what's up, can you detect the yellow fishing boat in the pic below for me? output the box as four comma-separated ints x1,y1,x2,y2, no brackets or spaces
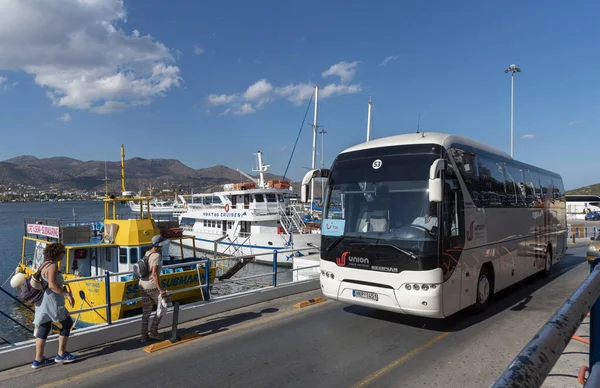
12,145,217,327
14,196,216,326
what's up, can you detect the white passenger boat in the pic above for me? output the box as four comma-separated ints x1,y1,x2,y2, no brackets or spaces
174,152,321,265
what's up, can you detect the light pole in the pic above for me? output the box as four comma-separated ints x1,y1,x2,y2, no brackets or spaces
504,64,521,158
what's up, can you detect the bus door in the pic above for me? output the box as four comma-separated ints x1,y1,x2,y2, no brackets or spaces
441,177,464,317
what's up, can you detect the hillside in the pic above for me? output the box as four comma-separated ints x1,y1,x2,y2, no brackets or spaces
0,155,291,194
565,184,600,196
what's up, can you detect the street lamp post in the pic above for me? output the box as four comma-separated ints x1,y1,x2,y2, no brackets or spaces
504,64,521,158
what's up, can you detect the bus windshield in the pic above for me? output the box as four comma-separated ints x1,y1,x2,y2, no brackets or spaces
322,145,442,258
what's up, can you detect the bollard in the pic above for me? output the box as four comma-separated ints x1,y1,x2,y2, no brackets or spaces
573,230,576,243
576,227,580,242
273,250,278,287
105,271,112,325
586,227,589,238
205,259,211,301
595,227,597,239
171,301,180,342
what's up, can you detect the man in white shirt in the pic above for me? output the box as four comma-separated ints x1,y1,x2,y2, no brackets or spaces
412,203,438,233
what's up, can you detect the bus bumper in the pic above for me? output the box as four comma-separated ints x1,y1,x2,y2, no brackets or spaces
320,275,445,319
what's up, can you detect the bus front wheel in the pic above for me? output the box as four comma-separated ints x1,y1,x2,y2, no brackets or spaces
475,265,493,312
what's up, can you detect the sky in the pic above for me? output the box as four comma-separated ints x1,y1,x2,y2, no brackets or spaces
0,0,598,189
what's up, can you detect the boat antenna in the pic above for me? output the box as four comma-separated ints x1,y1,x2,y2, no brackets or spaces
416,114,421,133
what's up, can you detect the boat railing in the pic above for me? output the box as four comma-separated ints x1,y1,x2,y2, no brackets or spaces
2,247,320,329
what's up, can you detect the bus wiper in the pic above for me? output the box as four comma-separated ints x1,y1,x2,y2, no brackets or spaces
325,236,345,252
355,243,419,261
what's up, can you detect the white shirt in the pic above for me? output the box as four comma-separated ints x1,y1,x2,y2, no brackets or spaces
412,215,438,231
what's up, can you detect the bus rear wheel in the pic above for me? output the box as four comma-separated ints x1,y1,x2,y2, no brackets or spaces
541,248,552,277
474,266,492,312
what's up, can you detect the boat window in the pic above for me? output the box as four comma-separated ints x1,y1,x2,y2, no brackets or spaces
140,246,151,258
255,194,265,203
119,248,127,265
129,247,138,264
228,221,233,229
266,194,277,202
278,195,285,203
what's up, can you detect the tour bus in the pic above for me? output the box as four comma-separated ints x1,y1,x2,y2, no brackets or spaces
302,132,567,318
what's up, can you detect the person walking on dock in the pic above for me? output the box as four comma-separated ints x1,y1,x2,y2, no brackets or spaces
139,235,171,343
32,242,77,368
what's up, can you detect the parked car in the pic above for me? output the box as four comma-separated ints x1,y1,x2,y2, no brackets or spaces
585,212,600,221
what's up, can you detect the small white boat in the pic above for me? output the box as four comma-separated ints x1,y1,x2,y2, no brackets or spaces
128,195,187,216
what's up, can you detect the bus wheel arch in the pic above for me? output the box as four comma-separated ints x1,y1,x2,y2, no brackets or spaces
474,263,494,312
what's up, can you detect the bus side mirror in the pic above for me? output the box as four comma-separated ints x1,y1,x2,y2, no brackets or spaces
429,159,446,203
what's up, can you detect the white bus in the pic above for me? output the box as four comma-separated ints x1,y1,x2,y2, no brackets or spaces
565,195,600,219
306,132,567,318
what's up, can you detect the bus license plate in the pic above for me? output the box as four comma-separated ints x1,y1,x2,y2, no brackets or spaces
353,290,378,301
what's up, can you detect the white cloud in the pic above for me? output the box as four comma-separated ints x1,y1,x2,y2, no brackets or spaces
58,113,72,122
379,55,399,67
208,61,363,114
0,76,6,90
280,145,288,152
322,61,359,83
252,60,263,65
91,101,129,114
243,79,273,107
521,134,535,139
207,93,239,106
193,44,204,55
0,0,181,113
567,120,583,126
233,103,256,115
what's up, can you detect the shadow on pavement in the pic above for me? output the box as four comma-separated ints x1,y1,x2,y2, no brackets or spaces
75,307,279,362
343,250,587,333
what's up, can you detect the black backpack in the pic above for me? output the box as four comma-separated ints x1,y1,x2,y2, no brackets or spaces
19,262,52,305
133,253,151,279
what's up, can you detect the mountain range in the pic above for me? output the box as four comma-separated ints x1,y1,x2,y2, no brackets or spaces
0,155,289,194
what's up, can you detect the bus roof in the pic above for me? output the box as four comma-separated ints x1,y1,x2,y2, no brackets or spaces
565,195,600,202
341,132,512,159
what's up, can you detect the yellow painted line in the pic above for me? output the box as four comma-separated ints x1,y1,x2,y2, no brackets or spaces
39,299,331,388
350,332,450,388
294,297,327,308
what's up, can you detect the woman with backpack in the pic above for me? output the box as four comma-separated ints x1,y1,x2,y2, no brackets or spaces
139,235,171,343
32,242,77,368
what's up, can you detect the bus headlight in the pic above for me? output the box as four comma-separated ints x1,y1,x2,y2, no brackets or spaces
421,284,429,291
405,284,412,290
413,284,420,291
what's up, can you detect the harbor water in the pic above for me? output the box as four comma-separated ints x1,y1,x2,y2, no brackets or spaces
0,201,290,344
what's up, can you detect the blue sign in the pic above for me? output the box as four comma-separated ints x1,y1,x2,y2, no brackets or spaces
322,219,345,236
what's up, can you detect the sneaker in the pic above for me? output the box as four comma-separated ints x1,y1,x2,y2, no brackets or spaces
32,357,55,369
148,331,162,340
55,352,77,364
141,336,149,344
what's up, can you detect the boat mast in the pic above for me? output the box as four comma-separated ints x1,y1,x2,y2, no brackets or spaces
310,85,319,215
104,160,109,198
366,97,373,141
253,151,270,189
120,144,126,195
